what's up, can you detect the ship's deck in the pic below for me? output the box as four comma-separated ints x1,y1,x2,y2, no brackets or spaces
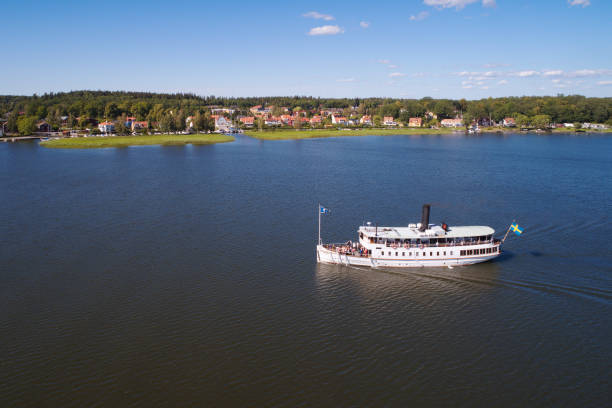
359,225,495,239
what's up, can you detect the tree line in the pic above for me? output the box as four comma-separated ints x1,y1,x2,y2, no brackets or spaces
1,91,611,134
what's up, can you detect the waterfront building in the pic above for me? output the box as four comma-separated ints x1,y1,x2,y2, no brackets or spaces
408,117,422,127
383,116,397,126
98,121,115,133
441,118,463,127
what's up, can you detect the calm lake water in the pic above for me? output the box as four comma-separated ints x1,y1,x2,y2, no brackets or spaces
1,133,611,407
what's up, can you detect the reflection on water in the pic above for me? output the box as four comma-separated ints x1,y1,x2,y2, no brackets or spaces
315,261,501,301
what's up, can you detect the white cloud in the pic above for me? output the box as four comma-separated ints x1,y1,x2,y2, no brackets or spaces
543,70,563,76
598,80,612,86
308,25,344,36
378,59,391,64
360,21,370,28
410,11,430,21
389,72,407,78
568,69,612,77
552,79,562,83
303,11,334,21
388,64,398,69
412,72,427,77
462,84,473,89
481,86,489,90
497,79,508,85
568,0,590,7
424,0,495,10
336,78,356,82
515,70,539,77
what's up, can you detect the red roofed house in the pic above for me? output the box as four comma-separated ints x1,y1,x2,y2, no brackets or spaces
98,121,115,133
310,115,322,126
280,114,293,125
383,116,397,126
265,116,281,126
331,114,347,125
360,115,372,125
131,121,148,131
408,117,422,127
503,117,516,127
240,116,255,127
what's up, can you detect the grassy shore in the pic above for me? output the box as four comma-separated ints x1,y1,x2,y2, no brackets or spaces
40,133,234,148
245,128,460,140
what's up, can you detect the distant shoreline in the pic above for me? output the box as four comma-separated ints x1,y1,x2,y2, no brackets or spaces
244,127,612,140
39,134,234,149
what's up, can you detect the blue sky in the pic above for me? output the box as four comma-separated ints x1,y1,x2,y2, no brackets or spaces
2,0,611,98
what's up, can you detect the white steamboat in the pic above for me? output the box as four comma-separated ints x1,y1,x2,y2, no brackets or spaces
317,204,502,268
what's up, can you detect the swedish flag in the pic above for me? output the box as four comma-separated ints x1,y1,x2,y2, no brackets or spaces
510,223,523,236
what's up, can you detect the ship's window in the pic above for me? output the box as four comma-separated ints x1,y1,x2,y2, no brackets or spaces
450,251,453,255
402,252,405,256
430,252,433,256
395,252,398,256
409,252,412,256
437,252,440,256
388,251,391,256
444,251,446,256
460,250,465,256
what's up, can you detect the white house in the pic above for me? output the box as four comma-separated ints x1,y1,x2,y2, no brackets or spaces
503,117,516,127
440,118,463,127
98,121,115,133
264,117,281,126
215,116,232,132
331,114,347,125
360,115,372,125
583,123,607,130
383,116,397,126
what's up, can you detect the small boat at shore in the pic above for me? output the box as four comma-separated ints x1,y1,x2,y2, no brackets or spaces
317,204,506,268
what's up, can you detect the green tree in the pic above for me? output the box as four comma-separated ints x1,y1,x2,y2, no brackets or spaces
433,100,455,119
105,102,119,120
462,111,476,129
160,113,174,133
7,111,19,132
532,115,551,130
36,105,48,120
515,113,530,129
116,114,129,135
17,116,37,135
175,110,186,132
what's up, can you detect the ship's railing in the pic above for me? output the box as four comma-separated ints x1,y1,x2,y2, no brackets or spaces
377,239,500,248
322,239,500,254
322,243,370,257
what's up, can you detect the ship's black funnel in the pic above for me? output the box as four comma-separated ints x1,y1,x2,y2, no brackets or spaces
419,204,431,232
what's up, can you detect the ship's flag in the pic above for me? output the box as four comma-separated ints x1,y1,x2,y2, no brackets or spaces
510,223,524,236
320,205,330,214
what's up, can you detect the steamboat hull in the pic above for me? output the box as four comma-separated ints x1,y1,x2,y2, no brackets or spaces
317,245,500,268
